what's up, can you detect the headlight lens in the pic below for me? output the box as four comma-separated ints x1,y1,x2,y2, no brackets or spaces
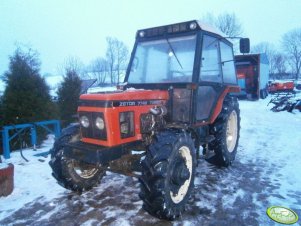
95,117,105,130
80,115,90,128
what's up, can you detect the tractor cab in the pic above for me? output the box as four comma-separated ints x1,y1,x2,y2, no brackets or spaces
124,20,249,125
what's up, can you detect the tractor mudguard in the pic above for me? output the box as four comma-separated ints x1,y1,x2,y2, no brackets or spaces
209,86,240,124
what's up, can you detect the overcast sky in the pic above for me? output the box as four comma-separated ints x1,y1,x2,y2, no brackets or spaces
1,0,301,83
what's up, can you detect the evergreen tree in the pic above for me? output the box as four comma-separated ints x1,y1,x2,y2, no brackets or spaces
57,68,81,127
2,47,56,125
1,47,57,148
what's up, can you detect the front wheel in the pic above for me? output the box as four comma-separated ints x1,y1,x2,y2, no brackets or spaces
139,131,196,220
49,124,105,192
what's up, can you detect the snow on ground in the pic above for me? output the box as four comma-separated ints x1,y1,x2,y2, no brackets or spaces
0,94,301,225
0,136,66,220
237,96,301,225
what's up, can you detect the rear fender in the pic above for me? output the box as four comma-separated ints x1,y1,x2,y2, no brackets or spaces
209,86,240,123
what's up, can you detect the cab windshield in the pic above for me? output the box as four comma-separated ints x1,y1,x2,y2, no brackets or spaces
128,35,197,84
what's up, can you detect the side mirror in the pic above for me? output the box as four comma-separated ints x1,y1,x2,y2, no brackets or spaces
240,38,250,53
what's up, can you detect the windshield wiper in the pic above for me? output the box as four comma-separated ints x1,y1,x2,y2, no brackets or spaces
166,38,183,69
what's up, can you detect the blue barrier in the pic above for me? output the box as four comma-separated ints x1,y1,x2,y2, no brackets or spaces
1,120,61,159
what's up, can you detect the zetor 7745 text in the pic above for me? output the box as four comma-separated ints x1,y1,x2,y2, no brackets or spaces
50,20,250,220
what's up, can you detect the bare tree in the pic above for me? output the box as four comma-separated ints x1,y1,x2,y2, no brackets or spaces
273,53,287,74
59,56,88,79
282,28,301,80
202,12,243,37
202,12,243,53
106,37,129,85
90,57,109,85
216,13,243,37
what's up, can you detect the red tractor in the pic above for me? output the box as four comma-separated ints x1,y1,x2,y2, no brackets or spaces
50,20,250,220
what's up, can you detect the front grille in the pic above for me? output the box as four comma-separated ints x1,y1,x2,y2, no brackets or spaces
79,112,107,140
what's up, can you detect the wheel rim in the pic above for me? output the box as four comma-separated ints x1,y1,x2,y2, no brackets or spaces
71,160,99,179
170,146,193,204
226,110,238,153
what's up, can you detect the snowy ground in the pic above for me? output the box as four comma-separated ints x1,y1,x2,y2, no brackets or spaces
0,95,301,226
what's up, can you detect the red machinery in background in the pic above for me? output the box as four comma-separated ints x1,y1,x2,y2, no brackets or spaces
268,81,295,93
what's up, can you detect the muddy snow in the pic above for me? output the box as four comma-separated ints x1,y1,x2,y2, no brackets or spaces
1,96,301,226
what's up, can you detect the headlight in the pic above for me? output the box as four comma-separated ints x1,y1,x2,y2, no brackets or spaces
189,22,197,30
95,117,105,130
139,31,145,37
80,115,90,128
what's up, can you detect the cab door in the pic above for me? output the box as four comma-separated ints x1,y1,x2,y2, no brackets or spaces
196,34,236,123
196,34,222,122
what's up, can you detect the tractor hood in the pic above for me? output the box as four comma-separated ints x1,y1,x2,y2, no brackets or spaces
77,89,169,147
79,89,169,107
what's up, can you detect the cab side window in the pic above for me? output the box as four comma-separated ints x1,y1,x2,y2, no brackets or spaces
220,41,236,84
200,35,221,83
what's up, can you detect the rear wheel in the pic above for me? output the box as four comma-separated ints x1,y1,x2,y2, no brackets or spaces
49,124,105,192
139,131,196,220
207,96,240,167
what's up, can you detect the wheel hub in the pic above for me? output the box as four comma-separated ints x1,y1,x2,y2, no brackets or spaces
172,161,190,186
71,160,99,179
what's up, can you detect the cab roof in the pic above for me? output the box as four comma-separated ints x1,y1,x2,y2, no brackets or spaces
136,20,225,39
